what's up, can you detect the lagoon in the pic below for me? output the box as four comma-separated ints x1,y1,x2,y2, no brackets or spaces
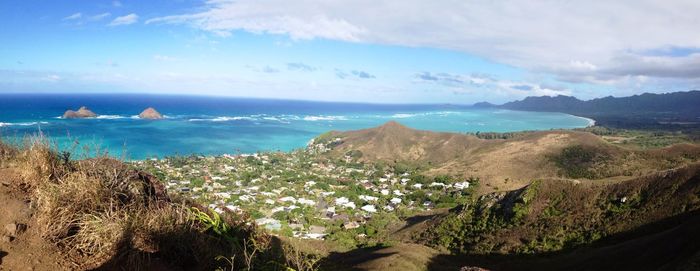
0,94,592,159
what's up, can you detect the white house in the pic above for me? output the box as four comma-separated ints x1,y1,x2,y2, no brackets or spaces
359,195,378,202
361,205,377,213
298,198,315,206
279,196,297,203
454,181,470,190
335,197,350,205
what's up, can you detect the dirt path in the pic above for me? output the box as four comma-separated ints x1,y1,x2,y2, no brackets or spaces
0,168,72,271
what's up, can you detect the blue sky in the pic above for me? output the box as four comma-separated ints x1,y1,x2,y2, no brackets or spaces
2,0,700,104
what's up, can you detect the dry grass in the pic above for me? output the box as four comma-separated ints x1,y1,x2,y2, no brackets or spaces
0,140,18,168
281,238,322,271
1,134,313,270
16,134,70,184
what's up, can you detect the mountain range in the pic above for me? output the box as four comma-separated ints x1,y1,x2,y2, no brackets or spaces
478,90,700,129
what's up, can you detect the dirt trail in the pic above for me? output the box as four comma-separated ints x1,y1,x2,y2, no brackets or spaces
0,168,71,271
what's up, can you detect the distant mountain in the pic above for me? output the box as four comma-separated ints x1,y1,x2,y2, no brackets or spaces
471,101,497,108
495,90,700,129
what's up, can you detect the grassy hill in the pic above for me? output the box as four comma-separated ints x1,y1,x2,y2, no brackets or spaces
411,162,700,270
419,163,700,254
322,121,700,193
313,121,700,270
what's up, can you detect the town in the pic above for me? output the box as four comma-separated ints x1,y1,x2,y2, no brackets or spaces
132,136,477,248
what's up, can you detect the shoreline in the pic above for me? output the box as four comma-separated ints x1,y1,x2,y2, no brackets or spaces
573,115,597,127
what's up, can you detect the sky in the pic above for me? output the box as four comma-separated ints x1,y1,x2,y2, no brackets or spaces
1,0,700,104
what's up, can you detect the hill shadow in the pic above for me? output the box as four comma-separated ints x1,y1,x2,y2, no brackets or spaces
395,211,447,233
319,245,398,271
0,250,7,265
426,209,700,271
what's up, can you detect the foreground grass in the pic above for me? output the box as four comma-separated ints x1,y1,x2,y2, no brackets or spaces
1,135,320,271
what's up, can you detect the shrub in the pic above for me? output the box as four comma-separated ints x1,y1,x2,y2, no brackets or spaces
552,145,605,179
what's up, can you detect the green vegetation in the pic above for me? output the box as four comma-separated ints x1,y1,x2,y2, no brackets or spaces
422,167,700,256
552,145,607,179
510,180,540,223
424,181,539,253
131,137,477,252
578,126,700,149
467,131,532,140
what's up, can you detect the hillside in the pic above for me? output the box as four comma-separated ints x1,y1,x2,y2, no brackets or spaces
319,166,700,271
315,122,700,270
322,121,700,193
415,162,700,270
495,90,700,129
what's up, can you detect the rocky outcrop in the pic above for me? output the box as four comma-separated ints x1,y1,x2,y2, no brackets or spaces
138,107,163,120
62,106,97,119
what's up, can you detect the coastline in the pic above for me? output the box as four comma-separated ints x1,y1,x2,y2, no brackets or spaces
574,115,597,127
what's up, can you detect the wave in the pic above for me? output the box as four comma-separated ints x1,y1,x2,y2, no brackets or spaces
189,114,349,122
0,121,49,127
262,117,291,124
188,116,254,122
390,111,460,119
391,113,415,118
302,115,347,121
55,115,127,120
576,116,596,127
95,115,127,120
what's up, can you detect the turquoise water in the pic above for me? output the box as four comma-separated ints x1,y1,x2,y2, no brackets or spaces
0,94,593,159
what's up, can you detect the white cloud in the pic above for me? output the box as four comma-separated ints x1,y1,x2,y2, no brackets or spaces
145,3,366,41
44,74,61,82
109,13,138,26
414,72,571,98
145,0,700,85
63,13,82,20
89,13,111,21
153,54,177,62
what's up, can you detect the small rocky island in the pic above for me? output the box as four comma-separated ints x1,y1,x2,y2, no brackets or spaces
138,107,163,119
62,106,97,119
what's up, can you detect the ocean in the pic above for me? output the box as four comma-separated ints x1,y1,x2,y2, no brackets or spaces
0,94,593,160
